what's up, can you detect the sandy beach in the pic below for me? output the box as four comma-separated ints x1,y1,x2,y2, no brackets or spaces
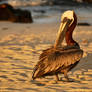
0,4,92,91
0,20,92,92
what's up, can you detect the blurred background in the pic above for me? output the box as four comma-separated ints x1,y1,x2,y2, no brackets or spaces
0,0,92,24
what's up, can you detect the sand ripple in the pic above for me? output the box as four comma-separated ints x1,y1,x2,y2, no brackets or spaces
0,28,92,91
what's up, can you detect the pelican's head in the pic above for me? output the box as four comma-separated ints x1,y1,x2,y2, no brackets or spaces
61,10,76,27
55,10,77,47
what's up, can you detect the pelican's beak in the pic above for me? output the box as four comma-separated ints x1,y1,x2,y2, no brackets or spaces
54,18,72,47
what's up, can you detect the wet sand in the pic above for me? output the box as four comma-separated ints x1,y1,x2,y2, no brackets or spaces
0,21,92,92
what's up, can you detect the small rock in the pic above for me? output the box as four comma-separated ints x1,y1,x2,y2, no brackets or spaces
77,23,90,26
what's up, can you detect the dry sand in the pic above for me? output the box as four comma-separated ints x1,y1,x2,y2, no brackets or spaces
0,21,92,92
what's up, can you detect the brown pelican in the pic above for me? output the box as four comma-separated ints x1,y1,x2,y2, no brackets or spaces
32,10,83,82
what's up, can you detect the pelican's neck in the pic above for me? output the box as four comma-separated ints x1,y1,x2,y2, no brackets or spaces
65,13,77,46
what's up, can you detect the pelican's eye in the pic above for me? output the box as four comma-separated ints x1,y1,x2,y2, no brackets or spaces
62,17,68,23
69,19,74,27
61,10,74,27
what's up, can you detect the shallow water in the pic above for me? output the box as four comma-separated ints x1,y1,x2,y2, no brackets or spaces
0,1,92,24
19,5,92,25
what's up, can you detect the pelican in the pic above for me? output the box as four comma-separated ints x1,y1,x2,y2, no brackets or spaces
32,10,83,82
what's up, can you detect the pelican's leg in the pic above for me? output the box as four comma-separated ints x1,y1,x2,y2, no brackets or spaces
48,74,59,84
64,70,70,81
55,74,59,81
64,70,74,82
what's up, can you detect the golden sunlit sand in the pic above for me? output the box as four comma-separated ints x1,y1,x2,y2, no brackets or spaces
0,21,92,92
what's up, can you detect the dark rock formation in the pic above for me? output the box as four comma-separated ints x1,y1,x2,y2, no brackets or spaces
0,3,33,23
83,0,92,3
77,22,90,26
0,3,16,21
75,0,92,3
14,9,33,23
44,0,78,6
42,0,92,6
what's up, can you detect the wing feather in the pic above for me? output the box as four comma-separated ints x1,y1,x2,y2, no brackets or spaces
33,48,83,79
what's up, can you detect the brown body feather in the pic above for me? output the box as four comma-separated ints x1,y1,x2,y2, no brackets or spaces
32,45,83,79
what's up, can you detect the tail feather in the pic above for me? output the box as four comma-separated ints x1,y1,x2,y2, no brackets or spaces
32,67,37,80
32,58,46,80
